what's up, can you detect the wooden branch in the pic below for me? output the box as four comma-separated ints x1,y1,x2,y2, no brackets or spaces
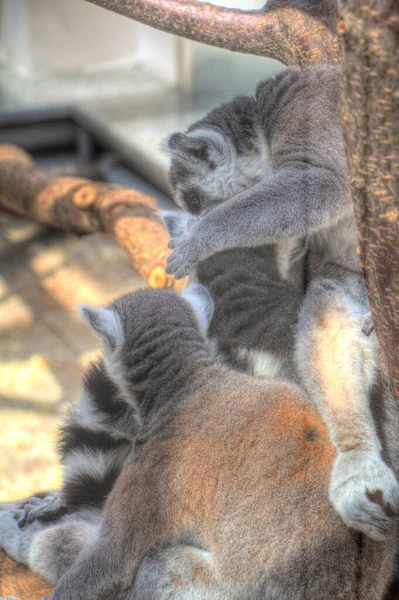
0,145,185,291
0,550,52,600
85,0,340,66
339,1,399,398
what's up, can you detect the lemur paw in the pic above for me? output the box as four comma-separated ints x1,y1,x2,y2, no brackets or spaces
166,230,202,279
17,493,65,528
330,450,399,541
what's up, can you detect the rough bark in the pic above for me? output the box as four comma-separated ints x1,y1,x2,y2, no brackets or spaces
339,1,399,398
0,145,184,291
85,0,340,66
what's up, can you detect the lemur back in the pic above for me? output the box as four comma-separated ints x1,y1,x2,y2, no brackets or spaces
0,287,397,600
164,94,306,382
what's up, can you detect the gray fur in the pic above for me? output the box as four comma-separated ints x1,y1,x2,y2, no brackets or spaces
8,284,214,528
163,91,306,382
1,287,397,599
13,358,139,527
165,64,399,538
163,210,303,381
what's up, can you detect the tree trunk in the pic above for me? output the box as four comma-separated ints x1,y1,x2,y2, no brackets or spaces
0,145,184,291
85,0,340,66
339,1,399,398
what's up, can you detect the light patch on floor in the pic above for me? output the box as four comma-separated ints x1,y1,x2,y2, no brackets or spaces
0,210,144,502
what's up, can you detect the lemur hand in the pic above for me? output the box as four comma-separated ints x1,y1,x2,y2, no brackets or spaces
164,207,215,281
166,227,204,279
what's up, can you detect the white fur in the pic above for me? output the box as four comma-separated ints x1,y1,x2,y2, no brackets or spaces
275,237,305,281
188,128,226,150
237,348,284,380
79,304,124,350
330,449,399,541
72,388,137,439
73,388,108,431
182,282,214,334
63,445,131,485
79,303,132,403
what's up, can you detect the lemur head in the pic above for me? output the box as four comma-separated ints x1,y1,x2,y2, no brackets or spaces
79,285,214,402
163,95,266,214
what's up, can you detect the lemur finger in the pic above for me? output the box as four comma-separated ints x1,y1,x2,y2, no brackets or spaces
174,269,188,280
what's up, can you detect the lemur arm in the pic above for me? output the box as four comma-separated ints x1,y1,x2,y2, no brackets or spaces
166,164,349,279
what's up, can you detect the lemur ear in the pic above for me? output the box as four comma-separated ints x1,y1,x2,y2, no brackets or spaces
161,210,198,239
182,282,214,333
163,131,224,164
79,304,123,351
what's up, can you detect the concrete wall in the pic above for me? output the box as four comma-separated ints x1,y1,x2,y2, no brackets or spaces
0,0,178,85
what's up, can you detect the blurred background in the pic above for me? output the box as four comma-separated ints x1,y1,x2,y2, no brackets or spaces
0,0,283,501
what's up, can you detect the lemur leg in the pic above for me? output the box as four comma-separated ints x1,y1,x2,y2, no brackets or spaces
130,545,230,600
0,508,100,584
295,278,399,540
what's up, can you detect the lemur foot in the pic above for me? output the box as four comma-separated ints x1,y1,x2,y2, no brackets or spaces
330,450,399,541
0,493,64,528
17,493,65,528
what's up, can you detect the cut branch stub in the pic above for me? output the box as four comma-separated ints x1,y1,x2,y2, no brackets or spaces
85,0,340,66
339,1,399,398
0,145,186,291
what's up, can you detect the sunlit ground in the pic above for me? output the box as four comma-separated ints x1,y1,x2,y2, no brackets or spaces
0,210,144,502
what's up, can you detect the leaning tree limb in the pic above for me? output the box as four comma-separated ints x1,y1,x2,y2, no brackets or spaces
85,0,340,66
339,0,399,398
0,145,184,291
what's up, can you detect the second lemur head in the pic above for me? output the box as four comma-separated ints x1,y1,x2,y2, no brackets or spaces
163,95,266,215
79,284,214,412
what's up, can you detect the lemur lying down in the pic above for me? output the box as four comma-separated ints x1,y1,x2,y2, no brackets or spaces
0,286,398,600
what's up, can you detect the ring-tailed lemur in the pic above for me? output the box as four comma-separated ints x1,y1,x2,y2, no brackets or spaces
7,96,306,530
163,94,306,384
163,65,399,540
0,286,397,600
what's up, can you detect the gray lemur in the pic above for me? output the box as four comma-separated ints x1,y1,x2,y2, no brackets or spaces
0,286,398,600
163,94,306,384
163,64,399,541
3,95,306,531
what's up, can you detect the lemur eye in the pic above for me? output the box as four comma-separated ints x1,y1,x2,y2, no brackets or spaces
183,189,202,214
